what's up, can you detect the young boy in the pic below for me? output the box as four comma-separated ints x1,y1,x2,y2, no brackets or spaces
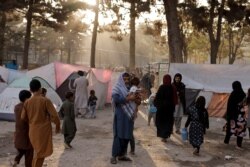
60,91,77,149
21,79,61,167
87,90,98,118
13,90,33,167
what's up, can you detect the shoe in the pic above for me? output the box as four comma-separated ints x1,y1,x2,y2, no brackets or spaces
64,143,71,149
110,157,117,164
118,156,132,161
161,138,167,143
193,148,199,156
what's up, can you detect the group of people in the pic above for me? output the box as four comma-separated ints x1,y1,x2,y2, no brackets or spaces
12,70,99,167
111,71,250,165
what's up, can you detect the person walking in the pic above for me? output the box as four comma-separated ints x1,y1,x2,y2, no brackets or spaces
13,90,33,167
60,91,77,149
185,96,209,156
172,73,186,134
110,72,137,164
154,74,178,143
224,81,246,149
21,79,61,167
73,70,89,117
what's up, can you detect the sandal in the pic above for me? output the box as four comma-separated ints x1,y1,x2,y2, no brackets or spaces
110,157,117,164
118,156,132,161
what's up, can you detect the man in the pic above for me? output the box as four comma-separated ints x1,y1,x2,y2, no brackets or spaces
172,73,186,134
73,70,89,117
21,79,61,167
110,72,136,164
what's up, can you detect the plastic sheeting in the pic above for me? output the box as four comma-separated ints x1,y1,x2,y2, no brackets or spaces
169,63,250,93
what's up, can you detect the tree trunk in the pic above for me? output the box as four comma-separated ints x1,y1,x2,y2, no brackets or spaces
208,0,225,64
163,0,183,63
0,12,6,65
90,0,99,68
23,2,33,69
129,1,136,70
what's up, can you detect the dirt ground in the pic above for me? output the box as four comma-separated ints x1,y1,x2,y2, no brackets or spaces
1,105,250,167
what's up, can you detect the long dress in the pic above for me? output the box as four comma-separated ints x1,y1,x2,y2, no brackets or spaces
154,84,175,139
74,76,88,109
21,95,60,158
186,106,204,148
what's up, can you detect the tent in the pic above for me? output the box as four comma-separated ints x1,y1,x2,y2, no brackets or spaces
0,76,62,121
168,63,250,117
27,62,113,109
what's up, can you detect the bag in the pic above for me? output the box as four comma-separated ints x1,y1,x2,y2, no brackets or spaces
181,128,188,141
149,105,157,113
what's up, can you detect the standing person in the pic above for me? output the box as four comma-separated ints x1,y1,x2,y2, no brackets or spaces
21,79,61,167
110,72,136,164
13,90,33,167
148,93,157,126
41,88,47,97
154,74,178,142
224,81,246,149
185,96,209,156
140,72,152,99
60,91,77,149
74,70,89,117
87,90,98,119
172,73,186,134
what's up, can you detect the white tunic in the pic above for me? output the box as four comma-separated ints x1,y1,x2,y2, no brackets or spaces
73,76,88,109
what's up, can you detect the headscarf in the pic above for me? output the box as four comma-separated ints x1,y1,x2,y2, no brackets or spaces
163,74,171,85
162,74,178,105
112,72,134,119
173,73,182,83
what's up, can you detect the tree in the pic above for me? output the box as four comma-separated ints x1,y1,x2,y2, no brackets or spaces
105,0,151,69
163,0,183,63
90,0,99,68
21,0,89,69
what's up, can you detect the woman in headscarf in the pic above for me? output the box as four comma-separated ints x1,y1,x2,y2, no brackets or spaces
185,96,209,156
110,72,136,164
154,74,178,142
224,81,246,149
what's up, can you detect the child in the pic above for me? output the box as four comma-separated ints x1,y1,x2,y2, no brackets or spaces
148,93,157,126
185,96,209,156
87,90,98,118
128,76,141,155
41,87,47,97
13,90,33,167
59,91,77,149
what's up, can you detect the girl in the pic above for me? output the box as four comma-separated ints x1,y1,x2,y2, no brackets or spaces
185,96,209,155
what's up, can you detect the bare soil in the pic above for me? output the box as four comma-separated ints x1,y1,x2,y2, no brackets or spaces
1,106,250,167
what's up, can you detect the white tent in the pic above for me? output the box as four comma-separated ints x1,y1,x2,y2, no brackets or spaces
168,63,250,117
0,76,62,121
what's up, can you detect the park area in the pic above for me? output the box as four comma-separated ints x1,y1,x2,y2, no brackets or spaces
1,105,250,167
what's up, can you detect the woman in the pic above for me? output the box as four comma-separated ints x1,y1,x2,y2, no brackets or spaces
154,74,177,142
224,81,246,149
185,96,208,155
